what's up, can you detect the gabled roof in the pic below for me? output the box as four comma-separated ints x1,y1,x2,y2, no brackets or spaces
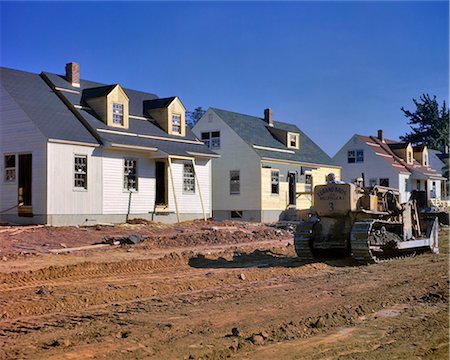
144,97,177,110
81,84,118,100
0,67,98,145
211,108,335,166
356,134,444,180
1,66,216,157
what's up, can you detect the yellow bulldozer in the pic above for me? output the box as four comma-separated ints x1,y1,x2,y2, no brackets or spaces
294,182,439,264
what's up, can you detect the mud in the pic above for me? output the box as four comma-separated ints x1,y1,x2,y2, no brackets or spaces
0,222,448,359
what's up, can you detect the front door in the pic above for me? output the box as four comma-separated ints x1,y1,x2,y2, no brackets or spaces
18,154,32,216
288,172,296,206
155,161,167,205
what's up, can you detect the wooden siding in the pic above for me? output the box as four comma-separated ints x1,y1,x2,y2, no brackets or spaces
47,142,102,214
192,109,262,211
0,86,47,216
102,150,155,214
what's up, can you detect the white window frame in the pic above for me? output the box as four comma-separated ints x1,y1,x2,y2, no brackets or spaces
4,154,16,182
201,130,220,149
74,154,87,190
183,163,195,194
230,170,240,195
271,170,280,195
348,149,364,163
123,159,138,191
112,103,124,125
172,114,182,134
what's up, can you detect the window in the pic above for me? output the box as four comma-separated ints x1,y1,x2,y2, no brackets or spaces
405,179,409,192
348,150,364,163
183,163,195,193
201,131,220,149
74,155,87,189
231,210,243,219
407,151,412,164
124,159,137,191
305,174,312,191
369,179,377,187
416,180,421,190
271,170,279,194
379,178,389,187
424,154,428,166
4,154,15,182
288,133,299,149
112,103,124,125
172,114,181,134
230,170,240,195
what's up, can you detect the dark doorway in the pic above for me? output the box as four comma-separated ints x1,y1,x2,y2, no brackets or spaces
288,172,296,206
155,161,167,205
18,154,32,216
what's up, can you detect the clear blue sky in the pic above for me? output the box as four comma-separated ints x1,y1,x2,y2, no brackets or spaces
1,1,448,156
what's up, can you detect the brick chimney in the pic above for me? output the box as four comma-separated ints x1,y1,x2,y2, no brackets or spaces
65,62,80,88
377,129,384,142
264,108,273,127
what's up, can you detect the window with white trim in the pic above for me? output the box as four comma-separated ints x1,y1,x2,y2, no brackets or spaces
4,154,15,182
288,133,300,149
230,170,240,195
112,103,124,125
271,170,279,194
172,114,181,134
369,178,377,187
348,149,364,163
124,159,137,191
405,178,409,192
183,163,195,193
201,131,220,149
74,155,87,189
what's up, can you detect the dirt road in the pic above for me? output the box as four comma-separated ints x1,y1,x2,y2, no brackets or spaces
0,223,448,359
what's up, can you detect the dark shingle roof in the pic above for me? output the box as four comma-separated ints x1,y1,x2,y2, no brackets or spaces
144,97,177,110
0,67,98,144
211,108,335,166
82,85,118,100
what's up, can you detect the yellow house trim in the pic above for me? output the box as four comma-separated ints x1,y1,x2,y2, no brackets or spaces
253,145,295,154
96,128,203,144
260,157,342,169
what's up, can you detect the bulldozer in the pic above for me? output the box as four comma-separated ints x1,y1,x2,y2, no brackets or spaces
294,182,439,264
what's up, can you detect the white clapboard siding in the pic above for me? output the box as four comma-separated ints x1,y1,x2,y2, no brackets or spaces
103,151,155,214
0,86,47,215
46,143,102,214
169,159,211,215
192,109,262,211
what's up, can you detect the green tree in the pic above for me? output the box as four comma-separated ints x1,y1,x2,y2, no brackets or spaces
400,94,449,149
186,107,206,128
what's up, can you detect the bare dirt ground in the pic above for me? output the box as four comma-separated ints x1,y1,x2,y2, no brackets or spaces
0,221,448,360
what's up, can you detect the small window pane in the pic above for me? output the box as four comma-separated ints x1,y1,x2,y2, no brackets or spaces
211,131,220,149
379,178,389,187
74,155,87,189
356,150,364,162
183,163,195,193
112,103,124,125
369,179,377,187
271,170,279,194
124,159,138,190
230,170,240,194
172,114,181,134
4,155,16,182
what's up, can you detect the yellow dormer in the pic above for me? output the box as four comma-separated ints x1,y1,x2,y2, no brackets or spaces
145,96,186,137
413,145,429,166
83,84,129,129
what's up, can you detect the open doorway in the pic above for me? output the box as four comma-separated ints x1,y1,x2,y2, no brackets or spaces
155,161,167,205
18,153,32,217
288,172,296,206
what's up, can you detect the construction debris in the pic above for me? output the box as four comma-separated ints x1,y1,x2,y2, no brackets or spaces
102,234,147,245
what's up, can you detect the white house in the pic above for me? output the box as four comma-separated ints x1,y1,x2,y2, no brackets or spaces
0,63,218,225
333,130,445,204
192,108,340,222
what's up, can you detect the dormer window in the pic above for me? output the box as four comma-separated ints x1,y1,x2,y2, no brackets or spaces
287,132,300,149
112,103,124,125
407,151,412,164
424,154,428,166
172,114,181,134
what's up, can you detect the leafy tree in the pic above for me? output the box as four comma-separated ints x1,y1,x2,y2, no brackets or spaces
400,94,449,150
186,107,206,127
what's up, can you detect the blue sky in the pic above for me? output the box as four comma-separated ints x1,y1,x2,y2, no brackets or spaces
1,1,448,156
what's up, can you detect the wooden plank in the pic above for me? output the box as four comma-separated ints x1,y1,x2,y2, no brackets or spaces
48,244,114,253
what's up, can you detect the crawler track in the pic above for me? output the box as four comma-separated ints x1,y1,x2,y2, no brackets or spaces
293,221,315,261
